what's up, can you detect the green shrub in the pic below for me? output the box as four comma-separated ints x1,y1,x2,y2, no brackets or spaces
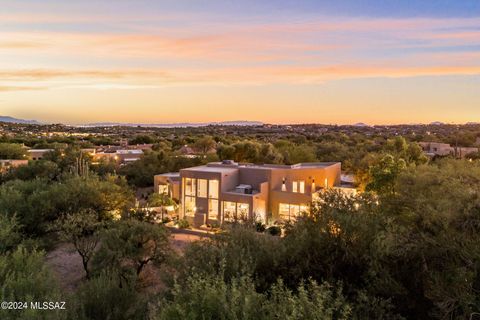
0,246,66,320
156,272,351,320
266,226,281,236
177,219,190,229
161,217,171,224
68,272,147,320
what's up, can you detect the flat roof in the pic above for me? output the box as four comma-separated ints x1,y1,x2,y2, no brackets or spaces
116,150,143,154
172,161,340,175
207,161,339,170
27,149,54,152
155,172,180,177
181,165,238,174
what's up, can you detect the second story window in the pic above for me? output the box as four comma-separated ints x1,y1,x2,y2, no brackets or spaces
208,179,219,199
197,179,208,198
292,180,305,193
185,178,196,196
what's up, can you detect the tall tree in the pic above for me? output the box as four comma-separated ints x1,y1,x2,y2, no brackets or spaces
93,220,171,280
55,209,102,279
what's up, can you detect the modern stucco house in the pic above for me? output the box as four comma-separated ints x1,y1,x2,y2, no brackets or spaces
154,160,355,226
419,142,479,158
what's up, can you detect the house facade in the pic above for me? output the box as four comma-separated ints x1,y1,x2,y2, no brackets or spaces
155,160,355,226
0,159,29,173
419,142,479,158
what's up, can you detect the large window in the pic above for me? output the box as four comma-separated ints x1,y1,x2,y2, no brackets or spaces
184,178,196,196
184,196,196,217
279,203,291,220
279,203,308,221
237,203,249,220
197,179,208,198
223,201,236,222
292,181,305,193
208,179,219,199
208,179,219,220
208,199,219,220
222,202,250,222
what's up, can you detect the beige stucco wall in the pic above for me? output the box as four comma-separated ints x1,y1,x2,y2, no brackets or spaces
172,162,345,226
154,175,180,200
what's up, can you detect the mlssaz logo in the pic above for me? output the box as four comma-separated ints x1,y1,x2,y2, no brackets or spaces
30,302,66,310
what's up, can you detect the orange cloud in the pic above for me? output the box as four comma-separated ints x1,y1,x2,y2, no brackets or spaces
0,41,47,49
0,15,478,90
1,64,478,90
0,16,477,64
0,69,171,80
0,85,46,92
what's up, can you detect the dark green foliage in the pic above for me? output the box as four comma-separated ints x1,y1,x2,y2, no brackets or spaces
0,175,134,237
3,126,480,319
0,143,26,160
180,226,284,292
217,141,284,164
1,160,60,182
68,272,147,320
118,150,203,187
366,154,406,194
93,220,170,280
0,215,21,254
193,136,216,155
275,140,316,164
157,273,351,320
129,134,155,145
55,210,103,279
0,246,66,320
177,218,189,229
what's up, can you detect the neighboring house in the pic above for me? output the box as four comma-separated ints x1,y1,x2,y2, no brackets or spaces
154,173,181,200
178,144,216,158
418,142,452,156
27,149,54,160
81,148,96,155
419,142,479,158
27,147,143,164
457,147,479,158
93,149,143,164
154,160,356,227
0,159,29,173
178,145,196,158
131,144,154,151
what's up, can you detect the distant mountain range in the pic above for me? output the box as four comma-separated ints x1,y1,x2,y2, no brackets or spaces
353,122,370,127
0,116,262,127
0,116,41,125
81,120,264,128
1,115,480,127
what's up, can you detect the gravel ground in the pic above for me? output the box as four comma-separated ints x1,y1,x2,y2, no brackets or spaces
45,230,206,292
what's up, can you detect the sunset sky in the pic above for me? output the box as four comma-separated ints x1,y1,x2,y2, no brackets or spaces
0,0,479,125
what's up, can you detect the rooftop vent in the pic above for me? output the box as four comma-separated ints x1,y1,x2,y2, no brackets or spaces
235,184,252,194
